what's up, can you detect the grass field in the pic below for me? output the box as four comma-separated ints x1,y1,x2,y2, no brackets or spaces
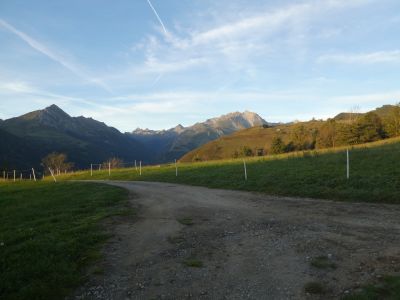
0,181,129,300
344,276,400,299
57,137,400,203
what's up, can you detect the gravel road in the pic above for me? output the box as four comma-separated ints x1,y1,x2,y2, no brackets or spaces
73,181,400,300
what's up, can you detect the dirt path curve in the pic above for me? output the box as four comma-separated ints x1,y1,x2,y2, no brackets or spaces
74,181,400,300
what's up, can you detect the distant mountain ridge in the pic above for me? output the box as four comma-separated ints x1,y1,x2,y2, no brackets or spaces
0,106,269,170
0,105,150,170
181,104,400,162
128,111,268,162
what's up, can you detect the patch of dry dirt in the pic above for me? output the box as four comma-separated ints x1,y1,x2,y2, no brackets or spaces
73,181,400,299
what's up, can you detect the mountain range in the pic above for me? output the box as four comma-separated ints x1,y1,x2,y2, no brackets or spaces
0,105,149,170
0,105,268,170
127,111,268,162
181,104,399,162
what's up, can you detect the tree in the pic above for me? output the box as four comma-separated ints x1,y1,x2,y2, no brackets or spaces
384,103,400,137
233,146,253,158
317,119,337,148
41,152,74,173
270,136,286,154
348,105,361,123
355,112,385,143
241,146,253,157
103,157,123,168
339,112,385,145
291,125,314,150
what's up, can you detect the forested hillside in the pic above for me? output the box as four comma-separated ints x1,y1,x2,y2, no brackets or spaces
181,104,400,162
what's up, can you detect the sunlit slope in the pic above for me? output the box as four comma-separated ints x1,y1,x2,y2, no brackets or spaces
57,137,400,203
180,121,324,162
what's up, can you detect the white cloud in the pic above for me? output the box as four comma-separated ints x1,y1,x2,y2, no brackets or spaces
129,0,372,80
331,91,400,104
0,19,112,92
318,50,400,64
0,80,122,112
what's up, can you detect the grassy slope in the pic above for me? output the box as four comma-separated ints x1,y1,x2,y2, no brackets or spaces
181,104,398,163
0,181,129,300
180,121,324,162
58,137,400,204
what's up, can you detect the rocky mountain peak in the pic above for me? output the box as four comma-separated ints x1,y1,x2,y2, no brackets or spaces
172,124,185,133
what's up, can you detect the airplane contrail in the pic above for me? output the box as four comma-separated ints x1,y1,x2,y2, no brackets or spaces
146,0,168,35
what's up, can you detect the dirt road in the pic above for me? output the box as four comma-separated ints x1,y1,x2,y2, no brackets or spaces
74,181,400,299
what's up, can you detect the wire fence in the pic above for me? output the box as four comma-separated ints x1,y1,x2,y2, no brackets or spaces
1,148,354,183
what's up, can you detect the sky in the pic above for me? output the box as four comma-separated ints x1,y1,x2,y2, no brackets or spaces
0,0,400,131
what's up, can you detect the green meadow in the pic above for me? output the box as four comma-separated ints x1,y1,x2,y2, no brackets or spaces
58,137,400,203
0,181,129,300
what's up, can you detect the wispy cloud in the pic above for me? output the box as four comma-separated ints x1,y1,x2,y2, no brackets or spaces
317,50,400,64
0,18,112,92
131,0,372,79
0,80,121,112
331,91,400,104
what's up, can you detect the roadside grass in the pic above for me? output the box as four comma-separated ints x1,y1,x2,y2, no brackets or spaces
310,256,337,270
177,217,194,226
343,276,400,300
0,181,129,300
304,281,326,294
183,258,203,268
57,138,400,203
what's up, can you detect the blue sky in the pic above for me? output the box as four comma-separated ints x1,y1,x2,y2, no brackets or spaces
0,0,400,131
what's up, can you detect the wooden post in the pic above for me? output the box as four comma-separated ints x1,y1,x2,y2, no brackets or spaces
243,159,247,181
346,148,349,179
175,159,178,177
32,168,37,181
139,161,142,176
135,160,137,171
108,162,111,176
13,170,16,182
49,167,57,182
90,164,93,176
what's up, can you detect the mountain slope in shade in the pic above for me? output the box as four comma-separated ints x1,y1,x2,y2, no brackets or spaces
0,105,150,169
0,128,41,171
128,111,268,162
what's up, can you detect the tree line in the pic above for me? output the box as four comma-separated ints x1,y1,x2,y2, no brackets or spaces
41,153,125,174
236,104,400,157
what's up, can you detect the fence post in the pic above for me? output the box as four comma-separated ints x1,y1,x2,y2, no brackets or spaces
90,164,93,176
135,160,137,171
346,148,349,179
175,159,178,177
108,162,111,176
20,173,22,181
243,159,247,181
13,170,15,182
140,161,142,176
32,168,37,181
49,167,57,182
